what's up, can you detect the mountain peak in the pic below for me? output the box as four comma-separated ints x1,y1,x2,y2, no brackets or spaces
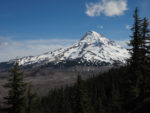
11,31,129,66
87,30,101,35
81,31,102,39
80,31,106,44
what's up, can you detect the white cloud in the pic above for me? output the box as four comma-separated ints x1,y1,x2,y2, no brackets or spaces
125,24,131,30
0,38,77,62
85,2,103,17
85,0,128,17
97,25,103,29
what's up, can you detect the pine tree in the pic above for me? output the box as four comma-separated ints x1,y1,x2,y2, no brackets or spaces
57,88,70,113
127,8,150,112
97,97,105,113
107,76,121,113
127,7,144,105
26,84,37,113
140,17,150,102
3,62,26,113
128,8,142,68
74,74,91,113
141,17,150,64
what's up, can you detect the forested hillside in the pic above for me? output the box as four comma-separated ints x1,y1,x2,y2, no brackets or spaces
0,8,150,113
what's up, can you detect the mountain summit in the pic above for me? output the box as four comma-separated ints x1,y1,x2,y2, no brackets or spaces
80,31,105,42
15,31,129,66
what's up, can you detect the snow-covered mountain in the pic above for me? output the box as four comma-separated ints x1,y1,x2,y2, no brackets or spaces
12,31,129,66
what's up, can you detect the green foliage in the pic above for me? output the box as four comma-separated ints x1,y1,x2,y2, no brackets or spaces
0,7,150,113
128,8,142,67
3,62,27,113
73,75,91,113
26,84,38,113
33,63,149,113
141,17,150,64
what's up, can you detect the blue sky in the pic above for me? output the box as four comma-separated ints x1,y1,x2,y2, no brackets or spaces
0,0,150,62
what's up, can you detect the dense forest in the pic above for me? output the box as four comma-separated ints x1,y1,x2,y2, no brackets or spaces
0,8,150,113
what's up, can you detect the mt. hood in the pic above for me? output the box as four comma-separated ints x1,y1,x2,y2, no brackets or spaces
14,31,129,66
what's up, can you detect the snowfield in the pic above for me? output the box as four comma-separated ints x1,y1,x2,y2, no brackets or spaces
13,31,129,66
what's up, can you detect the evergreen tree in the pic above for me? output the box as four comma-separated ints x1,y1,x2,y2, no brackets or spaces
127,8,150,112
57,88,71,113
97,97,105,113
127,7,144,104
74,74,91,113
140,17,150,102
26,84,37,113
108,76,121,113
128,8,142,67
141,17,150,64
3,62,26,113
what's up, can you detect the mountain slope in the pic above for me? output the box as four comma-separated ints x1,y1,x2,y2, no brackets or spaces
11,31,129,66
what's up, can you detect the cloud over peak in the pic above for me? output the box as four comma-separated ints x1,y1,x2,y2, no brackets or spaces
85,0,128,17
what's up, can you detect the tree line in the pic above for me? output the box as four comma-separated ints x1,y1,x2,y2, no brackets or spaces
0,8,150,113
